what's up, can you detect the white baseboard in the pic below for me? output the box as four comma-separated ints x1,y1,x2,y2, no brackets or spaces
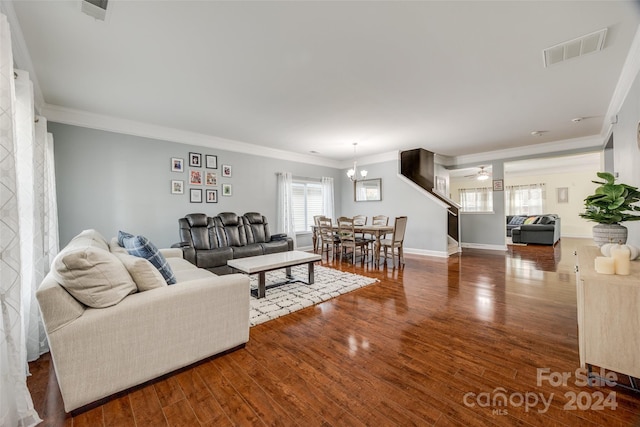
296,245,314,252
461,242,508,251
560,234,592,239
403,247,449,258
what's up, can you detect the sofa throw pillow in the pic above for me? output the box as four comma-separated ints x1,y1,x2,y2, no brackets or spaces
524,216,538,225
120,233,177,285
538,216,552,225
51,247,137,308
508,216,522,225
114,252,167,292
118,230,134,247
109,237,128,254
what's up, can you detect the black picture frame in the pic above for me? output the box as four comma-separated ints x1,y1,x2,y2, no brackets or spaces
189,152,202,167
206,189,218,203
205,155,218,169
190,188,202,203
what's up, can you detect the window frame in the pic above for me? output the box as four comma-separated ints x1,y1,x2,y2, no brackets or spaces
291,179,323,234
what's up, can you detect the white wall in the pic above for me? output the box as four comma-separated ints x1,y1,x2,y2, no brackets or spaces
504,170,599,238
614,65,640,247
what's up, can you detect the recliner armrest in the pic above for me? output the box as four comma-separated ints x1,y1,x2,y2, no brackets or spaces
270,233,288,241
171,241,192,248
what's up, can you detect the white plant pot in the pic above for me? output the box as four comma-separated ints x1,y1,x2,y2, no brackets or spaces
592,223,628,247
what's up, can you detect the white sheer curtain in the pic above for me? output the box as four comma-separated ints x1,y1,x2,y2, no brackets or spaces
0,13,43,427
321,177,335,220
277,172,297,248
505,183,546,215
459,187,493,212
16,72,58,362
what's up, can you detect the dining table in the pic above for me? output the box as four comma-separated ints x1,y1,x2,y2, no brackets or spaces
312,223,394,267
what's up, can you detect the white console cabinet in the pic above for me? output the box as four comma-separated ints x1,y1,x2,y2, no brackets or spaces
575,246,640,379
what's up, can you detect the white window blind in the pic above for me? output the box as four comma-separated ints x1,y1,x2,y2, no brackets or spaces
292,180,323,232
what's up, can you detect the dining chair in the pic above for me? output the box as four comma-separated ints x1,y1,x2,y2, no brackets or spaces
313,215,327,253
368,214,390,243
337,216,369,263
372,215,389,226
352,214,369,241
381,216,408,268
318,217,339,260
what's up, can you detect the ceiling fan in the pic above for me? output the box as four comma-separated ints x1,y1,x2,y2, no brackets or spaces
464,166,492,181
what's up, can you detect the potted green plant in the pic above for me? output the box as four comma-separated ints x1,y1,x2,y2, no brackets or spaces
579,172,640,246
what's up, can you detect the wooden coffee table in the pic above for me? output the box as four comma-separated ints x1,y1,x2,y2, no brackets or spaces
227,251,321,298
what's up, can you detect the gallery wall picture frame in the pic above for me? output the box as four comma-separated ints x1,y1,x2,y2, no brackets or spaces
222,183,232,196
189,170,203,185
206,189,218,203
171,180,184,194
206,155,218,169
492,179,504,192
189,152,202,167
557,187,569,203
205,172,217,186
171,157,184,172
190,188,202,203
222,164,232,177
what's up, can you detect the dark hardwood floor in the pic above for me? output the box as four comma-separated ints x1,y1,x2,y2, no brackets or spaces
28,238,640,426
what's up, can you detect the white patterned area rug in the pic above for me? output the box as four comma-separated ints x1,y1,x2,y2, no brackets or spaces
249,265,378,326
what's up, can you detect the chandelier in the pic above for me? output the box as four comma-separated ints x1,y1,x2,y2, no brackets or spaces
346,143,368,181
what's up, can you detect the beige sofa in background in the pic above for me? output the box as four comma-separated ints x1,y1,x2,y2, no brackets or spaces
37,229,250,412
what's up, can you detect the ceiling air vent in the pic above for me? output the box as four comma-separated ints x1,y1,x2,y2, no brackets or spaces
543,28,607,67
81,0,108,21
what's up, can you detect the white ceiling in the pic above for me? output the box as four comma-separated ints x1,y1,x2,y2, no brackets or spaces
8,1,640,162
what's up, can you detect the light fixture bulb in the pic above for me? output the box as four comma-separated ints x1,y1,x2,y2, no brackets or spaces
477,174,489,181
346,143,364,181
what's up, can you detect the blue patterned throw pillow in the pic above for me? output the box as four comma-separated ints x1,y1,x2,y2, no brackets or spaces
120,232,176,285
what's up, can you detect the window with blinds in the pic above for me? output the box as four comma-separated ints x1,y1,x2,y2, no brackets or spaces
292,181,323,232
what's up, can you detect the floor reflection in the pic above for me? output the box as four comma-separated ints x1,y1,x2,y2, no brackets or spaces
507,241,562,272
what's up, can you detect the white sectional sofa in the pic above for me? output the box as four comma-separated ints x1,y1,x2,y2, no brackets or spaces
36,229,250,412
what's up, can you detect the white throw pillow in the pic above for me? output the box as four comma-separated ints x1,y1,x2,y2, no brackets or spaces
51,246,137,308
109,237,127,254
114,252,167,292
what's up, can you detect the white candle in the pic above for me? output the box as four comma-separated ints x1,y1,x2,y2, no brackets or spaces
611,247,631,275
594,256,615,274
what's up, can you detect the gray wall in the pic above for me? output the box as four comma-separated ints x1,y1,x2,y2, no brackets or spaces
50,122,342,248
457,162,506,247
339,159,448,253
613,67,640,247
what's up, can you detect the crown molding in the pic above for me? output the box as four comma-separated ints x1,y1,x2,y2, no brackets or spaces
338,150,398,169
41,104,341,168
448,135,604,167
602,23,640,137
1,0,45,113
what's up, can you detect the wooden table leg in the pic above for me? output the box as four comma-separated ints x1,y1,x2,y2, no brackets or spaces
374,231,382,267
